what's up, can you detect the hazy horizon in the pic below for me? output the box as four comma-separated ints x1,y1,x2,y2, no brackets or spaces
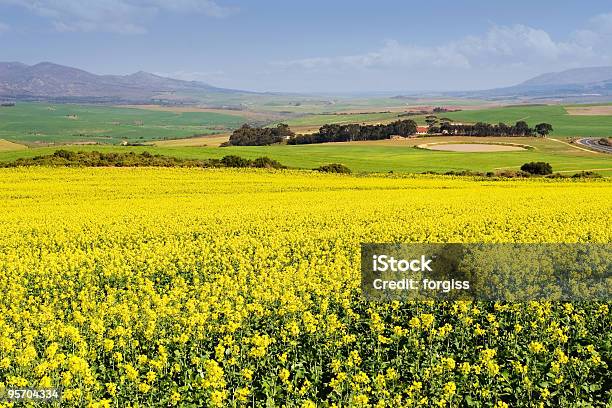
1,1,612,93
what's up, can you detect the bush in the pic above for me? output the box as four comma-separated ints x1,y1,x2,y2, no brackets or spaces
221,155,251,168
571,171,602,179
495,170,531,178
53,149,76,160
314,163,352,174
520,162,552,175
251,157,285,169
1,150,288,170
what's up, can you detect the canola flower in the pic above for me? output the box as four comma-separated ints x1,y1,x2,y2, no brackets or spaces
0,167,610,407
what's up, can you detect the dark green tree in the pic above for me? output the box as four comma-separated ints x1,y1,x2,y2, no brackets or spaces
521,162,553,175
534,123,553,137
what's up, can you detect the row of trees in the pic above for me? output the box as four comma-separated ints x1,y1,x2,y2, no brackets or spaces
288,119,418,145
226,118,553,146
428,119,552,137
226,124,294,146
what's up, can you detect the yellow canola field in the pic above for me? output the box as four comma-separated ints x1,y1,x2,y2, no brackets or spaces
0,168,610,407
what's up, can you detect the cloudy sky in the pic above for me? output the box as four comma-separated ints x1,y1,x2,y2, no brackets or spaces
1,0,612,92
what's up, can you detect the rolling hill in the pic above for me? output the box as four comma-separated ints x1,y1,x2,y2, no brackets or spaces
0,61,248,103
457,66,612,100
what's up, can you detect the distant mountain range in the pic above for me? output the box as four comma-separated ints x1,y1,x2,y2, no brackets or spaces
452,66,612,101
2,62,612,103
0,62,247,103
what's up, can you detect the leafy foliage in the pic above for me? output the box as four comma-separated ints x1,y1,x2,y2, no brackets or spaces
227,123,294,146
439,121,536,137
521,161,553,175
0,150,287,169
314,163,352,174
288,119,418,145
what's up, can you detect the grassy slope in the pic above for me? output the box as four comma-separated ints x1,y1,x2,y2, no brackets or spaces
1,138,610,176
0,103,248,145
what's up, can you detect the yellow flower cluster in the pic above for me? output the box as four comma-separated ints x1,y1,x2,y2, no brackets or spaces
0,167,610,407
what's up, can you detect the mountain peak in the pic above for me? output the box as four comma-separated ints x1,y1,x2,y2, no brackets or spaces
0,61,245,102
129,70,158,78
520,66,612,87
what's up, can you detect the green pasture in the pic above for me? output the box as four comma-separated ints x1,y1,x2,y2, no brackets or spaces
441,105,612,138
1,139,609,176
0,103,247,145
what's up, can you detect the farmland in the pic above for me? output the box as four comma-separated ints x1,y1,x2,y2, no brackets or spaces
0,167,610,406
441,105,612,138
0,103,249,145
279,104,612,139
3,102,612,149
0,102,610,176
1,136,610,176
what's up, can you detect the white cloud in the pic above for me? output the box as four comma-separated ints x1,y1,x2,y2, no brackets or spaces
278,20,611,73
571,13,612,56
0,0,237,34
0,22,9,33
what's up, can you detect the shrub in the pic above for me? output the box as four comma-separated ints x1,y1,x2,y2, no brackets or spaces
314,163,352,174
53,149,76,160
520,162,552,175
251,157,285,169
1,150,288,170
221,155,252,168
495,170,531,178
571,171,602,179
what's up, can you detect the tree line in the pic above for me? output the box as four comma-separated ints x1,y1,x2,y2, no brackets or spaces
432,120,552,137
288,120,418,145
225,124,294,146
225,118,553,146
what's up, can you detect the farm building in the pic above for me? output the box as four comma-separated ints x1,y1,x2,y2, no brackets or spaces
416,125,429,135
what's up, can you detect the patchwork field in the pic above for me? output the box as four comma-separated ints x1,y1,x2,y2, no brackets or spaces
0,103,249,145
442,105,612,138
278,104,612,139
1,102,611,177
2,136,609,176
0,167,610,406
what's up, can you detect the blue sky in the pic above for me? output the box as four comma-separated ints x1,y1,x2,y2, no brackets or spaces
1,0,612,92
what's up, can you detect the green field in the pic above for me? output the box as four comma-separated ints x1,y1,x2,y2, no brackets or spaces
1,137,610,176
278,104,612,138
283,112,402,127
1,102,610,176
0,103,248,145
442,105,612,138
